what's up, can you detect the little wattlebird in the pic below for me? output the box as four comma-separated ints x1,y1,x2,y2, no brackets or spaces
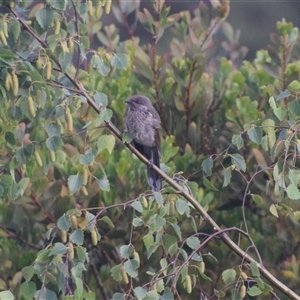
124,95,162,192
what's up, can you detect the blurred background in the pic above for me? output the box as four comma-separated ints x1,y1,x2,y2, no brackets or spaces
3,1,298,62
136,0,300,61
170,0,300,61
227,0,300,59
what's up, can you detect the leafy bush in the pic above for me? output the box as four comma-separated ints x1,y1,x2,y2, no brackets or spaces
0,0,299,299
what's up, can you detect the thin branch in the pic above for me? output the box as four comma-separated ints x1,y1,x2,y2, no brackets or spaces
90,264,109,300
0,226,41,250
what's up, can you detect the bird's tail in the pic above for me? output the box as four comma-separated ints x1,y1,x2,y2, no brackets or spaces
147,147,162,192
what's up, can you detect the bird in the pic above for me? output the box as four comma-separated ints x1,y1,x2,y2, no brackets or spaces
124,95,162,192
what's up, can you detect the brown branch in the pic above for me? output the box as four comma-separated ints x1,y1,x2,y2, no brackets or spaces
0,225,41,250
70,0,81,80
90,264,109,300
30,193,56,223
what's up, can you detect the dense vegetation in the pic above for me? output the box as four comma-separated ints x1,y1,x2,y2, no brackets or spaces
0,0,299,299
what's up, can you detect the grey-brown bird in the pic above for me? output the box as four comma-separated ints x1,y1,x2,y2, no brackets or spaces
124,95,162,191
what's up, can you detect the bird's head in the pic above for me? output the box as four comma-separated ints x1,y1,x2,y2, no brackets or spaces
124,95,152,109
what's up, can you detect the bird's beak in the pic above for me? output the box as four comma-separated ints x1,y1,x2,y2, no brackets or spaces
124,99,130,104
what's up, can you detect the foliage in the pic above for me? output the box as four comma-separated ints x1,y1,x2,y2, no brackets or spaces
0,0,299,299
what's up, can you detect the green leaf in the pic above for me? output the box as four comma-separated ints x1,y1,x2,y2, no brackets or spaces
144,291,159,300
68,175,83,195
203,178,219,191
268,96,276,109
294,211,300,220
36,7,54,30
200,271,212,281
8,106,22,120
134,287,147,300
92,54,110,76
133,217,144,227
120,245,133,259
10,180,19,200
202,157,213,176
223,168,232,187
130,200,143,213
100,216,115,227
0,291,15,300
262,118,275,133
97,135,115,155
81,36,90,49
274,107,287,121
110,264,122,281
0,49,15,65
97,108,113,123
170,222,182,240
160,287,174,300
85,212,97,231
143,234,154,251
94,92,108,108
251,194,263,205
81,290,95,300
276,89,290,101
34,288,57,300
111,53,128,69
76,245,89,263
286,184,300,200
262,119,276,149
124,259,138,278
288,98,300,116
289,169,300,186
19,177,30,196
95,174,110,191
5,131,16,145
288,80,300,91
79,150,94,165
230,153,246,172
74,277,83,299
49,0,68,10
71,264,86,278
16,147,26,164
153,191,163,205
186,237,200,249
232,134,244,150
22,266,36,282
46,136,63,151
175,199,190,216
59,51,72,73
154,279,164,293
35,250,51,265
288,27,299,44
162,234,178,256
70,230,84,245
111,293,125,300
248,286,262,297
222,269,236,284
15,144,34,164
247,127,262,144
249,261,260,277
57,214,71,231
45,123,61,137
269,204,279,217
49,242,68,256
20,281,36,299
